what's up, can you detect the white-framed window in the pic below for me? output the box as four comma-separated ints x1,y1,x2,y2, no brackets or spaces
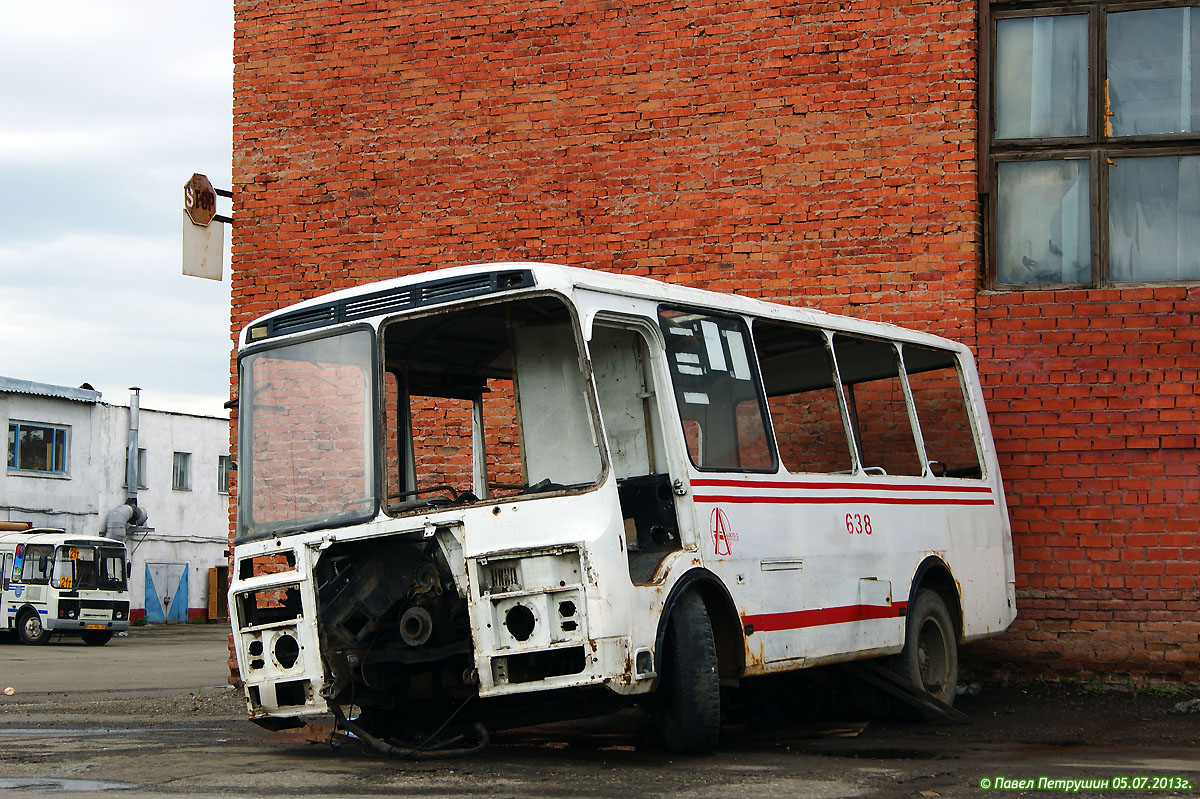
172,451,191,491
7,421,69,474
218,455,233,494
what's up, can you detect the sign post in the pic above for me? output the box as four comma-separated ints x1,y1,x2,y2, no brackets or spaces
182,173,228,281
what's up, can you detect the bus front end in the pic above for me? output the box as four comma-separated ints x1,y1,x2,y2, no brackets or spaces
229,268,637,739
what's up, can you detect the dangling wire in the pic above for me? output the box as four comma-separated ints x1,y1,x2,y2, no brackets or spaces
331,696,490,760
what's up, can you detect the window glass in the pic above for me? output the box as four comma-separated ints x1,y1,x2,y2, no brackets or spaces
996,159,1091,284
1109,155,1200,282
1108,7,1200,137
7,423,68,473
20,544,53,584
172,452,191,491
218,455,233,494
995,15,1088,139
239,329,375,540
660,309,774,471
98,548,128,591
832,336,923,477
903,346,983,479
125,448,147,489
753,321,853,474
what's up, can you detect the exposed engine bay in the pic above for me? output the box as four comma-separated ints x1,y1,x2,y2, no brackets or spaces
314,535,476,732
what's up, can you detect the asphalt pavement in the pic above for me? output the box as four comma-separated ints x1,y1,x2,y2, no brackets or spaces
0,624,1197,798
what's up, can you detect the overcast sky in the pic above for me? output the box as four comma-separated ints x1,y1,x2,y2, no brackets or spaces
0,2,233,418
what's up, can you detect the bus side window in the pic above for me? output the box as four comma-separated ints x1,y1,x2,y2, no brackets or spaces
1,553,11,590
903,345,984,479
659,308,775,472
752,320,854,474
20,545,53,585
832,335,924,477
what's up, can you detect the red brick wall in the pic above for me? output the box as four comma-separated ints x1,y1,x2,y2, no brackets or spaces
975,287,1200,685
231,1,1200,684
231,0,980,336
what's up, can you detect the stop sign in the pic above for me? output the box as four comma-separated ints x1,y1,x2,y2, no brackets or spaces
184,173,217,227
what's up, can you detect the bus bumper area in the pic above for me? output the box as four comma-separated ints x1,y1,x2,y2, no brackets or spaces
47,599,131,632
229,532,640,730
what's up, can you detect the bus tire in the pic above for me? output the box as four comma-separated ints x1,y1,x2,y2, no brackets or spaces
894,589,958,708
17,609,50,646
81,630,112,646
657,591,720,753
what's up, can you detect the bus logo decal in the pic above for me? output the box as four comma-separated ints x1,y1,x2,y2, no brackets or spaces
711,508,736,556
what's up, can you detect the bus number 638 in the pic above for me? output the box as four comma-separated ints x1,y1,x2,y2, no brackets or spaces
846,513,872,535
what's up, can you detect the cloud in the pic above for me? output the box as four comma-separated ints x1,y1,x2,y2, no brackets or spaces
0,1,233,418
0,230,232,418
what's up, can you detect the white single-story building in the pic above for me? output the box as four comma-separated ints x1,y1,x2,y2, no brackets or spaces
2,376,230,622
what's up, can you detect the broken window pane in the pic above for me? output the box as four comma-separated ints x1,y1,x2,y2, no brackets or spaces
832,336,923,477
1108,7,1200,137
996,159,1091,285
753,321,853,475
995,15,1088,140
903,346,983,479
1109,155,1200,282
382,296,600,512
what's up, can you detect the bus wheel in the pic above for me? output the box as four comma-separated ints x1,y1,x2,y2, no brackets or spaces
656,591,720,753
895,589,958,707
17,610,50,645
81,630,113,646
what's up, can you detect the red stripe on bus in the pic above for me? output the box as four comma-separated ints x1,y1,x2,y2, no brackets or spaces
743,601,909,632
693,493,995,507
691,477,994,495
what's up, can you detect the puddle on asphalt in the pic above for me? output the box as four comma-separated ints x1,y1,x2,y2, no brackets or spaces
0,777,135,792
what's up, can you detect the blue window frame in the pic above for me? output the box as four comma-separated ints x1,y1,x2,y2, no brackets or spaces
7,422,68,474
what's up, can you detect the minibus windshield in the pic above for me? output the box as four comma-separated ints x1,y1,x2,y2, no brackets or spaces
238,329,376,541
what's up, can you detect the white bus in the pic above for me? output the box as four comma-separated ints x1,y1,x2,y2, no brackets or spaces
229,263,1015,753
1,523,131,646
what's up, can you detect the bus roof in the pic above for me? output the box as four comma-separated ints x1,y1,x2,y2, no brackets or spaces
238,262,968,354
0,530,124,548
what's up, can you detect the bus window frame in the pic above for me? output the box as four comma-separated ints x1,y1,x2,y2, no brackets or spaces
657,304,778,474
235,323,381,543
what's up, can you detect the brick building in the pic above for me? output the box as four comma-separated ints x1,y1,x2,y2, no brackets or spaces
230,0,1200,685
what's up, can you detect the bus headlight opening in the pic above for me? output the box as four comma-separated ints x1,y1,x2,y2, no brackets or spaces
273,633,300,669
504,603,537,642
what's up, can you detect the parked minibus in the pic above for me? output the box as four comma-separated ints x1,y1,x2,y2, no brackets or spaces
1,522,131,645
228,263,1016,753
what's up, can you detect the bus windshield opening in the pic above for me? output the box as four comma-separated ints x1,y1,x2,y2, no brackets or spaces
382,295,602,514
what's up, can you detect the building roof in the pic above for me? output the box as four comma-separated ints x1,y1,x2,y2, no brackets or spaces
0,376,102,404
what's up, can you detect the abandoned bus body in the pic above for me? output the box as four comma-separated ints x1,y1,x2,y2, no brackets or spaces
228,263,1016,752
1,523,131,645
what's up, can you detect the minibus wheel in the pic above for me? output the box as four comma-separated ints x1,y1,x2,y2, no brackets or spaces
894,589,958,707
657,591,720,753
17,610,50,645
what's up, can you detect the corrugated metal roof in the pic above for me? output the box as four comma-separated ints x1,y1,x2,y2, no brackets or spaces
0,376,102,404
